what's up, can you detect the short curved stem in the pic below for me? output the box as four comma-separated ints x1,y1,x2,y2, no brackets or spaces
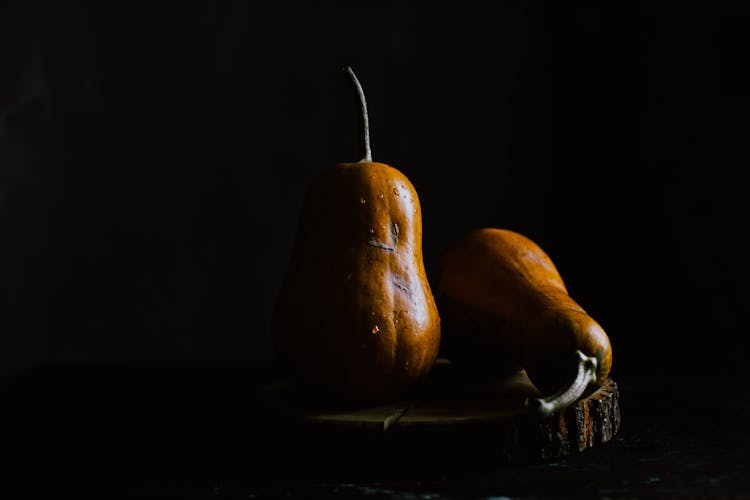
345,66,372,162
526,350,598,417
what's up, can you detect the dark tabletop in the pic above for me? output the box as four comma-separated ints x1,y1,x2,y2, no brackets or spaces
2,362,748,499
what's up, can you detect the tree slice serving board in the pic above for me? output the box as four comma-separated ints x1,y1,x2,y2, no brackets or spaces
258,359,621,466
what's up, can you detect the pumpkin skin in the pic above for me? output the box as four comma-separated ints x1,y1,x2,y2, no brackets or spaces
435,227,611,396
271,161,441,403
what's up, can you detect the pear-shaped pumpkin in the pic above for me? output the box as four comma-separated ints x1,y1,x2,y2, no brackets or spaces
271,68,440,403
435,227,612,416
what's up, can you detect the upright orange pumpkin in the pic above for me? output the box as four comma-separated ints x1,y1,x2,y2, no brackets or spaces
435,228,612,416
271,68,440,403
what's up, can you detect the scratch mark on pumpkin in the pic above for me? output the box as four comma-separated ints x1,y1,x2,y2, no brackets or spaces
391,221,399,246
368,238,396,252
391,278,411,296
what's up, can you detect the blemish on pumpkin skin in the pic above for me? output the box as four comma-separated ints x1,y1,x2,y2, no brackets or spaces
393,310,409,327
368,238,396,252
391,279,411,296
391,222,399,245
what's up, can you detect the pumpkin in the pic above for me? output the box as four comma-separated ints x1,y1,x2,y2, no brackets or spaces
435,227,612,415
271,67,440,403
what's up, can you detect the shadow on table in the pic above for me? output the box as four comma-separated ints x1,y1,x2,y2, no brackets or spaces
2,361,749,498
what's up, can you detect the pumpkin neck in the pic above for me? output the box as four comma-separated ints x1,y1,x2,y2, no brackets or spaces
345,66,372,163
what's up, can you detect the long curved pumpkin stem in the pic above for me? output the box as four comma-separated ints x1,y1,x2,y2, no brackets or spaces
527,350,598,417
345,66,372,163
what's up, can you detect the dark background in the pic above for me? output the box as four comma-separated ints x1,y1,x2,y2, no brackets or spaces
2,2,749,386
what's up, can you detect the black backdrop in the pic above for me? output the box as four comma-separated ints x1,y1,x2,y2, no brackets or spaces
2,2,749,385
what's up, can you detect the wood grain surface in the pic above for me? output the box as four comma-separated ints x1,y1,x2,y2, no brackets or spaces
258,359,621,464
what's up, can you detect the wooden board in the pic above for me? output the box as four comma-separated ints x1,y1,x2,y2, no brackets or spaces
258,359,621,465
